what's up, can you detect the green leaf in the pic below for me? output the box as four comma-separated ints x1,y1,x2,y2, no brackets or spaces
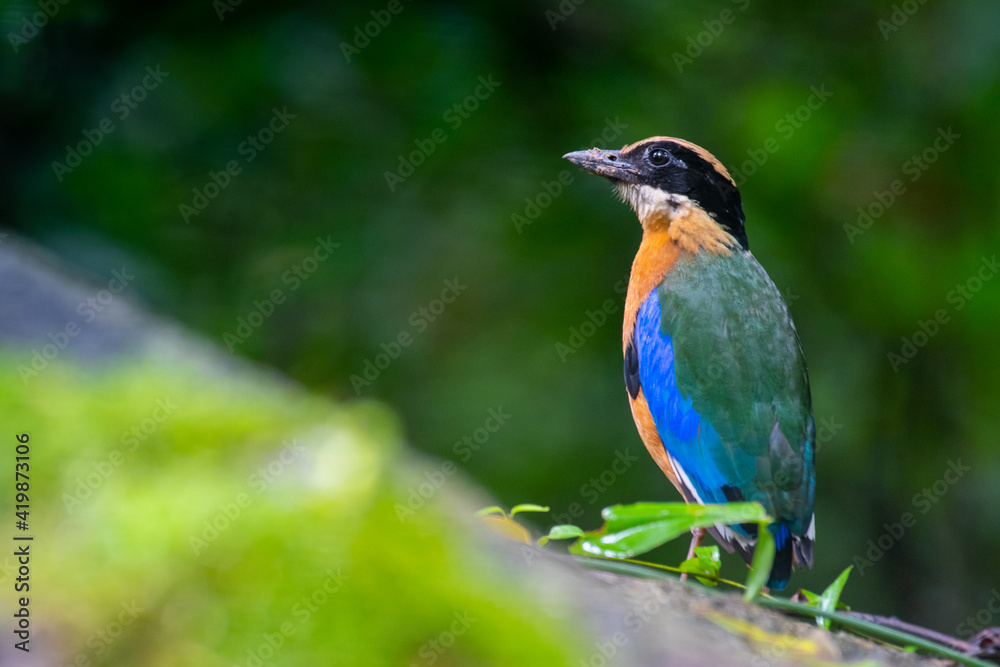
814,565,852,629
538,524,584,546
601,502,769,532
743,521,775,601
475,506,506,518
510,504,550,516
571,519,683,558
571,502,771,560
679,545,721,586
546,524,584,540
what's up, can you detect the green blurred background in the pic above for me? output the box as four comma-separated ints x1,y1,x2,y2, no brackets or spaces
3,0,1000,636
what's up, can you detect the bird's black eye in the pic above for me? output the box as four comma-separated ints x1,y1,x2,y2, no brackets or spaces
648,148,670,166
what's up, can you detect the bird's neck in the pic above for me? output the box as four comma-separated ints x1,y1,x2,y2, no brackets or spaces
620,183,741,254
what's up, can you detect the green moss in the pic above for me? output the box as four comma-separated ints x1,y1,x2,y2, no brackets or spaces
4,357,583,666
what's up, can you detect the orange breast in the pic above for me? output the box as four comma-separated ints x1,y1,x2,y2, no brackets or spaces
622,223,680,354
623,222,685,499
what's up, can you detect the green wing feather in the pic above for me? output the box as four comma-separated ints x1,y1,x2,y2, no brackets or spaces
656,250,814,531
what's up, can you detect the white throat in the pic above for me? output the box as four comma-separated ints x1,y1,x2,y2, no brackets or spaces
614,182,739,255
615,183,691,224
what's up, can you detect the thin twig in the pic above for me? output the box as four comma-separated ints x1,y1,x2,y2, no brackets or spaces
840,611,971,654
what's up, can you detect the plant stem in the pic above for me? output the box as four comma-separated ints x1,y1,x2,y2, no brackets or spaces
758,598,994,667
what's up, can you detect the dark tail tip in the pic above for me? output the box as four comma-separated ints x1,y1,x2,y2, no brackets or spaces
768,525,814,589
767,537,793,590
724,522,813,590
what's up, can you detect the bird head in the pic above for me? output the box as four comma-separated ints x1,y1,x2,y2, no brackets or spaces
564,137,748,253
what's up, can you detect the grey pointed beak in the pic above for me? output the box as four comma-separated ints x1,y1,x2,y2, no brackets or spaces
562,148,639,183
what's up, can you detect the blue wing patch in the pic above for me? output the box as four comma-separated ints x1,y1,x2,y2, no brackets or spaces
634,291,758,522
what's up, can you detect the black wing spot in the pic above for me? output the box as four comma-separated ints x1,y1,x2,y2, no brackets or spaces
721,485,744,502
722,485,759,536
624,334,641,400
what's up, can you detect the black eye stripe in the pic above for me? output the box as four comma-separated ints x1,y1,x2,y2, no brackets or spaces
619,140,748,250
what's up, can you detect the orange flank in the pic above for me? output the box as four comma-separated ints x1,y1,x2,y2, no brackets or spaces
628,388,683,493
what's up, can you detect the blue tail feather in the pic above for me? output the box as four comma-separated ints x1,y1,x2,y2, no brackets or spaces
766,523,793,590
